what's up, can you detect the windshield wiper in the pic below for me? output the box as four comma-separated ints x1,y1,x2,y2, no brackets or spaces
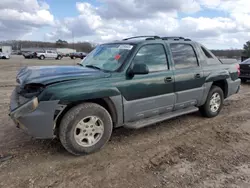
85,65,101,70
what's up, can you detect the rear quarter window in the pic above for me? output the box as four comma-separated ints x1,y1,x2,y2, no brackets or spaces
200,45,221,65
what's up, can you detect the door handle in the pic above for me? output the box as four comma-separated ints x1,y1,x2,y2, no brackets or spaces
195,74,201,79
164,77,173,82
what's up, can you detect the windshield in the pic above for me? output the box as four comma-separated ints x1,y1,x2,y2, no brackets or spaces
80,43,134,71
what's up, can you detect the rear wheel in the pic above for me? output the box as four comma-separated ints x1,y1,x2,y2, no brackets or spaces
199,86,224,118
59,103,113,155
57,55,62,60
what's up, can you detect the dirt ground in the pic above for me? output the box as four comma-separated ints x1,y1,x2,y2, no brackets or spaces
0,55,250,188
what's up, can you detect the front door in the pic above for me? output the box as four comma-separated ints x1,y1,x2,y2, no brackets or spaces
169,43,205,110
119,43,175,122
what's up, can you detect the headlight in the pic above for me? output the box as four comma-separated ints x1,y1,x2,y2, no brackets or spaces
10,97,38,119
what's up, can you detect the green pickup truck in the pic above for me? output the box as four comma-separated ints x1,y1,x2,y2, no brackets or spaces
9,36,241,155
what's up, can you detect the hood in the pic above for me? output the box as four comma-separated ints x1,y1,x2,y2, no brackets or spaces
0,53,9,56
16,65,111,87
240,59,250,70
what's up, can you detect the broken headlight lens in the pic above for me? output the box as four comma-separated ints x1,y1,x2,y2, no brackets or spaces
10,97,39,119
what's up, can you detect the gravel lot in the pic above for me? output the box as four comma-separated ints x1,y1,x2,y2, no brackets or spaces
0,55,250,188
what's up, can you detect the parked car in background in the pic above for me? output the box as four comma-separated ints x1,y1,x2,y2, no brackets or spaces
239,57,250,82
36,50,63,60
64,53,70,57
0,52,10,59
59,53,67,57
69,52,88,59
9,36,241,156
11,50,20,55
23,51,38,59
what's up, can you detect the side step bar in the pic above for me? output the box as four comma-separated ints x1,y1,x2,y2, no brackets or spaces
124,107,199,129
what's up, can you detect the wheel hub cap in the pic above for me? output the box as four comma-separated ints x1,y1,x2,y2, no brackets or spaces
74,116,104,147
209,93,221,113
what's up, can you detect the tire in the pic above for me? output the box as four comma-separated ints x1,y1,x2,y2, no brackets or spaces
59,102,113,155
40,55,45,60
199,86,224,118
57,55,62,60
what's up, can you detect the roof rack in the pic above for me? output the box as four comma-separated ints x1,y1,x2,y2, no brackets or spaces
162,36,189,40
161,36,185,40
161,36,192,41
121,35,192,42
122,36,161,41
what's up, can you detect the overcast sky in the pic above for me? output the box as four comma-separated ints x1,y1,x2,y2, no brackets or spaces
0,0,250,49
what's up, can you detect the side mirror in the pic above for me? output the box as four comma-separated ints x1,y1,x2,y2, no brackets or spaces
131,63,149,75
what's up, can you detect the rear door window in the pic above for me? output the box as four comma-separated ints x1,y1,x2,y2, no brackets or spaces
170,43,199,69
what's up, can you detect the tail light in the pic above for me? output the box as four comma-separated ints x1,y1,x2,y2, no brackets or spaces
236,63,240,77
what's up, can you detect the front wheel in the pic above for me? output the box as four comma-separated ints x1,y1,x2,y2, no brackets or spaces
59,103,113,155
39,55,45,60
57,55,62,60
199,86,224,118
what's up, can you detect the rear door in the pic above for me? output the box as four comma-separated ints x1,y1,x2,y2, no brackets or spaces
50,51,57,58
170,43,204,110
46,50,52,58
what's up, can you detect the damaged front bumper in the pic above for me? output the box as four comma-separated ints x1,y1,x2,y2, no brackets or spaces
9,87,61,139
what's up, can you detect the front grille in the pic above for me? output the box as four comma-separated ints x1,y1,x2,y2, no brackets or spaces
240,72,250,76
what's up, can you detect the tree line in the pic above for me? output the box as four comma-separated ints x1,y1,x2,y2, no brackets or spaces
210,49,243,58
1,39,250,59
210,40,250,60
0,39,96,53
